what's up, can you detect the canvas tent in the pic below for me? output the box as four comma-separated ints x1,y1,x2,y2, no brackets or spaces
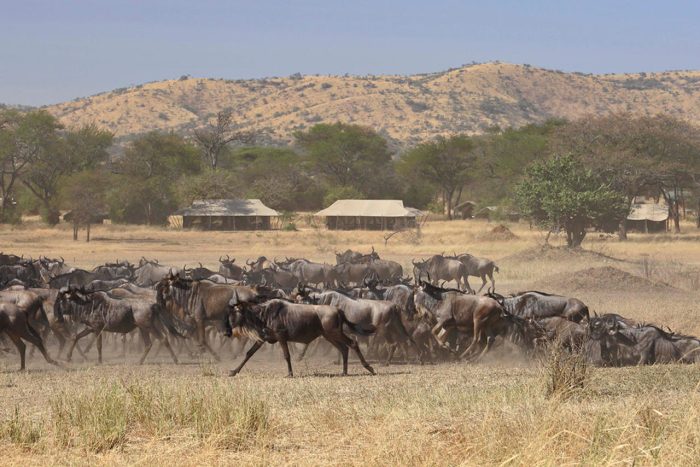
176,199,280,231
315,199,422,230
627,201,668,233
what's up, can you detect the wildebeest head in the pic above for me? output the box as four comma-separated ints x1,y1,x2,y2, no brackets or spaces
54,285,91,322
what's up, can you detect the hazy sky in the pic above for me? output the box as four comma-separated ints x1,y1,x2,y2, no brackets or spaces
2,0,699,106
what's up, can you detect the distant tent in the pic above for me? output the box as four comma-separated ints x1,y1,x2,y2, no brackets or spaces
176,199,280,231
627,200,668,233
314,199,423,230
454,201,477,219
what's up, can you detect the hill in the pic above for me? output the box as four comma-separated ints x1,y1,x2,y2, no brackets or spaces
45,62,700,147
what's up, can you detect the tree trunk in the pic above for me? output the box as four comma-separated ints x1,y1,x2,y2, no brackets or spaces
618,219,628,241
446,189,454,220
73,222,78,241
43,200,60,225
86,223,91,242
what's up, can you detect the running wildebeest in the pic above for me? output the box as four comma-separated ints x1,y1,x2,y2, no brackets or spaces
307,290,419,364
416,281,538,361
488,291,589,323
155,273,273,360
0,301,59,370
452,253,499,294
54,286,188,364
413,255,468,291
225,295,376,377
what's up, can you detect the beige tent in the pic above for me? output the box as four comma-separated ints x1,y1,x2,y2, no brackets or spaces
176,199,280,231
315,199,422,230
627,202,668,233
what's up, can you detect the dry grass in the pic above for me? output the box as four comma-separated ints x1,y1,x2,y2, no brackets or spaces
1,218,700,464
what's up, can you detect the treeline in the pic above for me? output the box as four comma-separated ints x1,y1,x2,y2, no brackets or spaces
2,108,700,246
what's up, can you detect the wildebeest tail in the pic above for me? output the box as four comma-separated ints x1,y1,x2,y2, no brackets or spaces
155,305,194,338
390,304,416,345
338,309,376,336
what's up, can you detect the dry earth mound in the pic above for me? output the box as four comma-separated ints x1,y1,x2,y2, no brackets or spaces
502,245,626,264
532,266,675,293
480,224,518,241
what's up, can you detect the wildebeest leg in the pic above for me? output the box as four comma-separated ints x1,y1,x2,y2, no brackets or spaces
464,277,475,294
327,340,350,375
469,335,495,363
229,341,264,376
476,274,488,294
17,326,58,367
96,332,103,364
431,319,456,352
160,335,179,364
138,329,154,365
6,333,26,370
488,271,495,292
67,328,94,362
279,340,294,377
335,333,375,375
297,343,310,361
197,323,221,362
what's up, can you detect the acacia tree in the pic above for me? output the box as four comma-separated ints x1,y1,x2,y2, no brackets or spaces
552,114,700,236
516,154,628,247
193,109,255,170
397,135,475,219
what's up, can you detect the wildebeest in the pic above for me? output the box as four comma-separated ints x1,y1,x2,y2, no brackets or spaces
155,274,270,360
288,259,337,288
0,301,58,370
183,263,217,280
225,295,376,377
488,291,589,323
415,281,536,361
308,290,418,364
54,287,187,364
92,260,135,280
587,316,687,366
413,255,468,291
133,259,181,287
335,249,365,265
218,255,245,280
48,268,117,289
453,253,499,294
85,278,131,292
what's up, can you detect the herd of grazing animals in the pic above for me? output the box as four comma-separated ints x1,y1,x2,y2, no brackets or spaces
0,249,699,376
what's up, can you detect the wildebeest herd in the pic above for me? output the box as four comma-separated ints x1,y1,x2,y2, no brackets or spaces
0,249,699,376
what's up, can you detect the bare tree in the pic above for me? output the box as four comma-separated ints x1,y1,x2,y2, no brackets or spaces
193,109,255,170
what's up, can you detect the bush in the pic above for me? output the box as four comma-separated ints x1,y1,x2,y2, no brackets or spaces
543,343,588,400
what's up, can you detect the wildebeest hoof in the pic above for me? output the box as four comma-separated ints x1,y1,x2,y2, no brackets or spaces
368,366,376,375
228,369,239,377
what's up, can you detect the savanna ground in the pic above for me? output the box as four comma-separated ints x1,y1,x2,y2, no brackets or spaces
0,218,699,465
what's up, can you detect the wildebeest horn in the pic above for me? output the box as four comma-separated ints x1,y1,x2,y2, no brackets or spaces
219,255,225,262
60,256,65,264
198,262,203,269
246,259,255,266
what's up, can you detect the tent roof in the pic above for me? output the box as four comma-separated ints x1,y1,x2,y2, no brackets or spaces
177,199,279,217
627,203,668,222
314,199,420,217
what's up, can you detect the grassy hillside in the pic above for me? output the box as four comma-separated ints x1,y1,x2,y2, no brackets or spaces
46,62,700,147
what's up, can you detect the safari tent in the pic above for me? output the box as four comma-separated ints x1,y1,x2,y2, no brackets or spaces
314,199,423,230
176,199,280,231
627,200,669,233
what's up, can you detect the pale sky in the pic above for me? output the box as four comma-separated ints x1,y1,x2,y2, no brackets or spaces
1,0,699,106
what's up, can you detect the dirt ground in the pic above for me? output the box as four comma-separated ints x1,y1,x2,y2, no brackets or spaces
1,219,699,465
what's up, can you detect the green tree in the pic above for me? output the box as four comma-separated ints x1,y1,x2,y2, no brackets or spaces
552,114,700,236
295,123,394,198
515,154,628,247
0,110,62,222
397,135,476,219
61,170,109,241
112,132,199,224
22,123,112,224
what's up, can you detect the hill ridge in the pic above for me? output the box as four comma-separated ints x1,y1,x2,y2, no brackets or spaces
45,62,700,147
